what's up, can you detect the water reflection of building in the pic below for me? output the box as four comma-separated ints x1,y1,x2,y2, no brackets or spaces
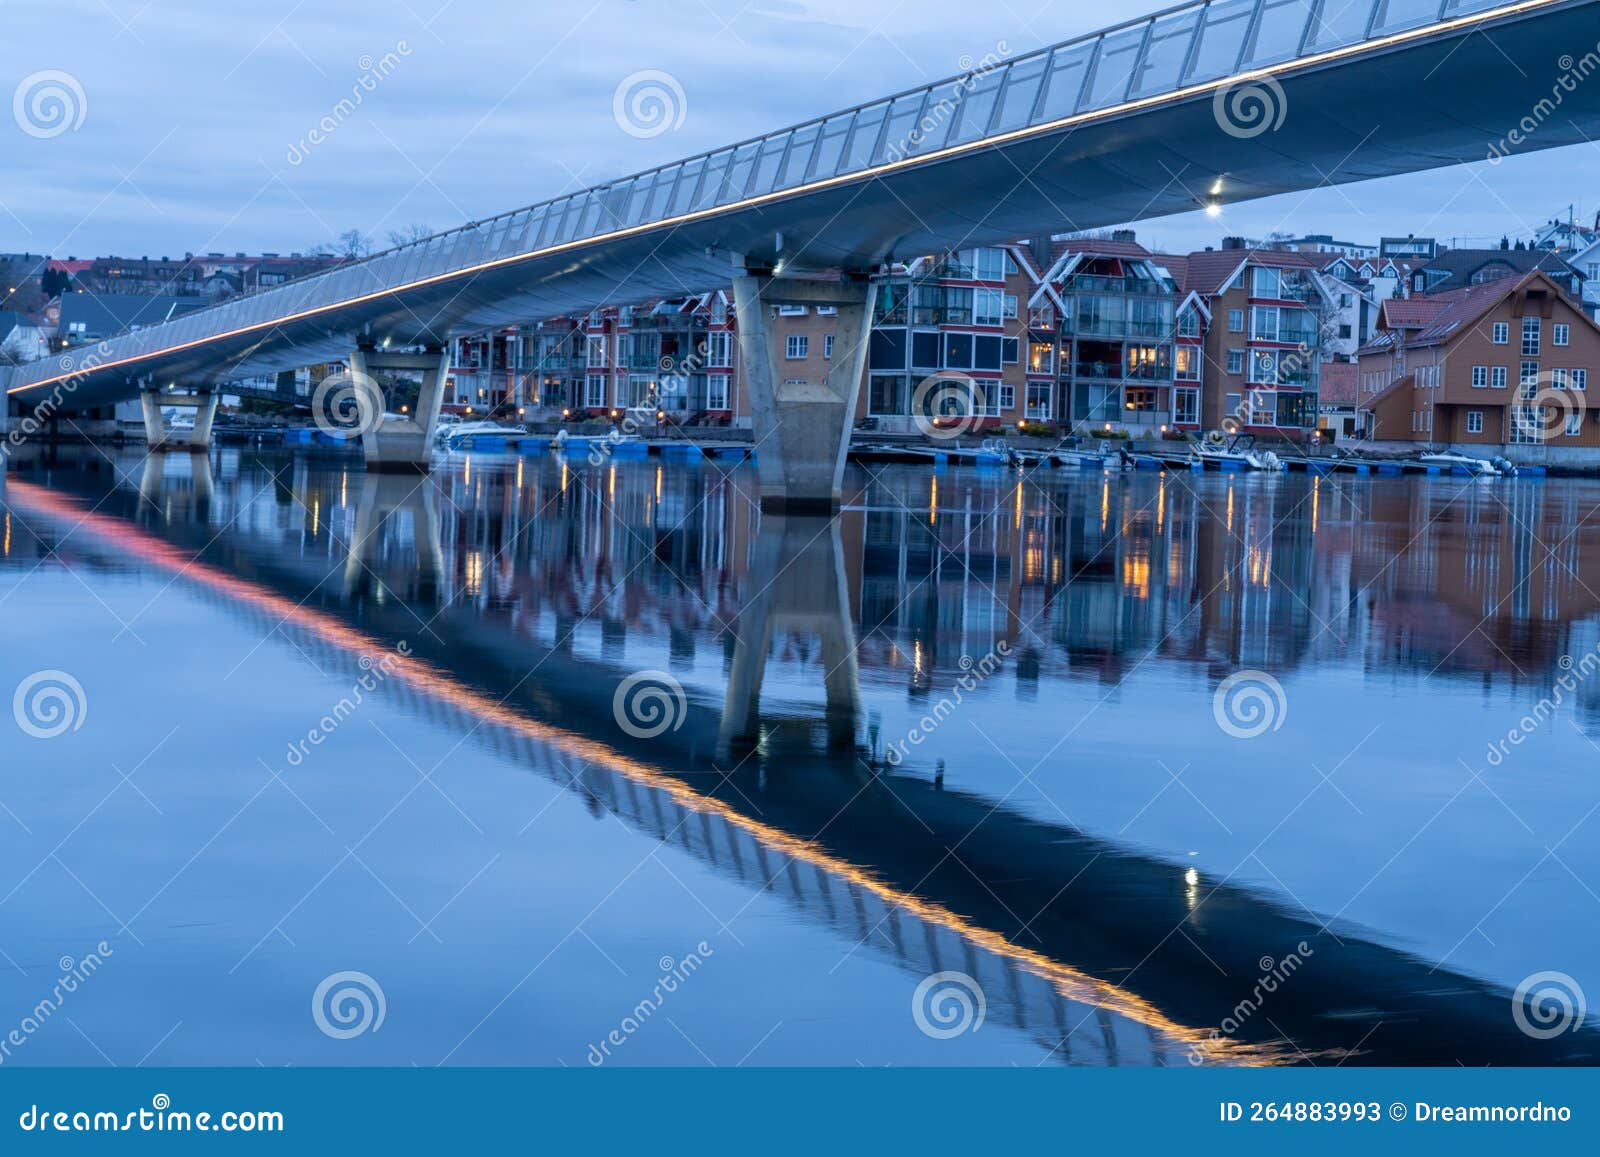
29,449,1600,710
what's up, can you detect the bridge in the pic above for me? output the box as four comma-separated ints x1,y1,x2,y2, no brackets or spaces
6,0,1600,505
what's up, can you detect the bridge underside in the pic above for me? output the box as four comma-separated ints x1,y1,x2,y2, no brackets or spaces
6,1,1598,412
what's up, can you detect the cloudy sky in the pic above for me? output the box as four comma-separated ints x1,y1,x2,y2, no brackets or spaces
3,0,1594,261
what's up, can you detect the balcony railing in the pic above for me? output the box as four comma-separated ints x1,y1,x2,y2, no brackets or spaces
1065,275,1172,296
1064,318,1173,340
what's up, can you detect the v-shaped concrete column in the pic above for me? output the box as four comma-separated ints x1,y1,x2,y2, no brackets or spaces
349,346,450,473
731,273,873,513
718,514,863,758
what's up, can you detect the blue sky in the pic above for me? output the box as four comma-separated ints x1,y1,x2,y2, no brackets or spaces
2,0,1594,260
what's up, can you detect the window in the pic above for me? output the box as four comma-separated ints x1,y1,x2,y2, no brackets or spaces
1226,349,1244,375
1175,346,1201,381
1001,293,1018,320
1567,412,1583,436
973,247,1009,281
1575,369,1589,391
1491,366,1508,389
1176,309,1200,338
586,374,608,408
997,382,1015,411
943,333,974,369
1228,309,1245,333
1492,322,1510,345
1471,366,1489,389
869,374,906,415
1224,392,1242,422
1250,306,1280,342
779,304,808,317
1555,323,1571,346
1174,387,1200,425
974,288,1005,327
1522,316,1541,356
1251,267,1282,298
1521,361,1540,392
1001,337,1020,364
586,336,609,368
1028,341,1053,375
1553,368,1570,390
1025,382,1052,419
705,376,729,410
816,306,837,317
1467,410,1484,434
824,334,835,359
706,332,732,368
786,335,808,359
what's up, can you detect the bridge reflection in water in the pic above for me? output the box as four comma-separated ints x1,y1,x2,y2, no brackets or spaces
7,447,1600,1066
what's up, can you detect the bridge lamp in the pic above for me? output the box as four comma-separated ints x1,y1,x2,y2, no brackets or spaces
400,405,409,414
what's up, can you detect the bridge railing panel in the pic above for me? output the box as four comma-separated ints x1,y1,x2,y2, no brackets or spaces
1187,0,1259,84
1374,0,1454,32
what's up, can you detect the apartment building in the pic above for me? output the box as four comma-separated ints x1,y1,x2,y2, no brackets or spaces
1358,271,1600,448
1164,246,1331,438
1039,235,1180,433
861,244,1034,432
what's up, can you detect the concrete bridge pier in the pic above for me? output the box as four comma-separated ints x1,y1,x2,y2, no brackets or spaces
343,472,446,604
731,272,873,514
140,388,218,452
718,514,862,759
350,346,450,473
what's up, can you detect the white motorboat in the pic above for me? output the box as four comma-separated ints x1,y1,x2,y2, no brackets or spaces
1191,433,1285,472
439,420,527,445
1418,452,1516,477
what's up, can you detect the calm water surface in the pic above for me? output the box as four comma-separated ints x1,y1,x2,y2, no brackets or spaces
1,446,1597,1067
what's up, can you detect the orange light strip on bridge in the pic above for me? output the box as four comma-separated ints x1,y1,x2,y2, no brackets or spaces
5,475,1281,1064
8,0,1567,399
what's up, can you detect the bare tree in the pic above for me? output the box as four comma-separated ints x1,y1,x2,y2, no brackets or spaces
385,223,434,248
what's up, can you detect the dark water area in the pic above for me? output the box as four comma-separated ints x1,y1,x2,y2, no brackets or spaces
0,445,1595,1067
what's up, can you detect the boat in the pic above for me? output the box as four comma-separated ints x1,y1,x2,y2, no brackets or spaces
439,420,527,446
1418,452,1517,478
1190,433,1285,472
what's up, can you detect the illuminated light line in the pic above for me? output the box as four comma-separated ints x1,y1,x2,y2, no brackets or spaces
5,476,1281,1065
6,0,1569,399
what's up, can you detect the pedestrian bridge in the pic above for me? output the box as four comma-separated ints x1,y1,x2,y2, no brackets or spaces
7,0,1599,500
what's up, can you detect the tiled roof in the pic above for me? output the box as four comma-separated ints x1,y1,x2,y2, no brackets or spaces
1379,297,1449,328
1168,247,1321,296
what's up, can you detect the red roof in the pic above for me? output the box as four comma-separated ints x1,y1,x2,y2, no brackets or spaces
1161,248,1321,296
1378,297,1449,329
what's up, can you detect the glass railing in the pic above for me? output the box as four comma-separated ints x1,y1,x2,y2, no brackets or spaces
4,0,1509,393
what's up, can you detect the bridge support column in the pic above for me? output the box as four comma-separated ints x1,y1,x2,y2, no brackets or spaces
343,473,446,604
350,347,450,473
718,514,862,759
731,272,873,514
140,389,217,452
